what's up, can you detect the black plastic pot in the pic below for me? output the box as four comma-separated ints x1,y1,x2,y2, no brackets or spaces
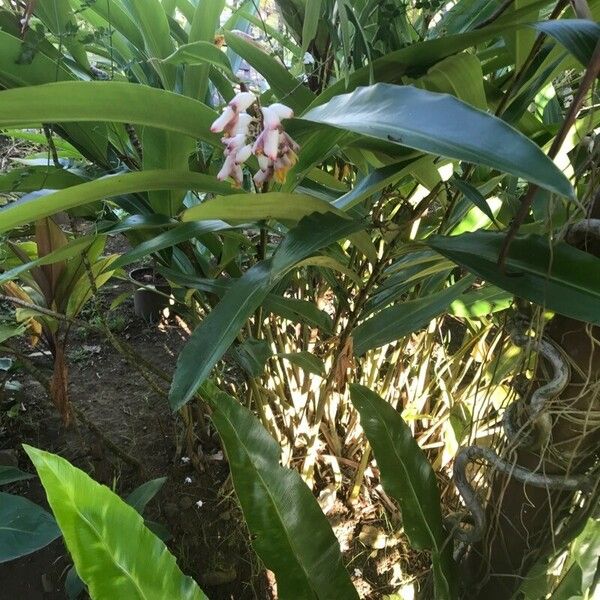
129,267,171,323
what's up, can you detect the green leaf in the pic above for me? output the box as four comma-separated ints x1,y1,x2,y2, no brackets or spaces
450,176,498,225
0,31,109,166
170,212,365,408
0,166,85,193
65,565,85,600
158,269,334,333
0,492,61,563
428,232,600,324
0,170,238,233
121,0,177,89
449,286,512,318
163,40,233,74
224,31,314,113
34,0,91,72
0,323,26,344
181,192,343,225
413,53,487,110
184,0,225,99
353,277,474,355
23,445,207,599
277,352,325,376
230,338,272,378
531,19,600,67
0,236,97,286
349,385,456,599
0,82,218,144
301,84,574,200
112,221,233,269
309,7,556,108
207,388,358,600
551,518,600,600
0,466,34,486
302,0,322,54
125,478,167,515
75,0,145,51
333,159,417,210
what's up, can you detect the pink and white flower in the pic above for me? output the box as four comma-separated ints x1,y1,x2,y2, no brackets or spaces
211,93,299,188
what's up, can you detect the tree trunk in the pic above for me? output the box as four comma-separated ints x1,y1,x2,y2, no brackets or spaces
466,211,600,599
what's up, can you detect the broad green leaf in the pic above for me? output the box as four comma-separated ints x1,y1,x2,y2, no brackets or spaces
224,31,314,113
207,389,358,600
509,0,539,70
0,166,86,193
34,0,91,71
170,212,365,408
301,84,574,200
182,193,376,264
182,192,342,224
24,445,206,599
65,566,86,600
0,492,60,563
557,518,600,599
428,232,600,324
302,0,322,53
121,0,177,89
184,0,225,99
0,323,26,344
0,466,34,486
349,385,456,599
0,170,238,233
126,478,167,514
0,82,218,145
309,9,559,108
232,10,303,59
0,31,109,166
413,53,487,110
163,41,233,75
353,277,474,355
142,128,196,217
103,214,176,234
531,19,600,67
277,352,325,376
230,338,272,378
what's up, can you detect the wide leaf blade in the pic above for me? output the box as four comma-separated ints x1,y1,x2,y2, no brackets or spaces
353,277,474,355
208,389,358,600
0,466,35,486
0,170,239,234
428,232,600,324
0,492,60,563
0,82,218,144
349,385,456,599
24,445,206,599
301,84,574,200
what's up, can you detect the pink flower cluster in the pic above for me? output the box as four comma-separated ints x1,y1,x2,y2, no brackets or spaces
210,92,299,188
